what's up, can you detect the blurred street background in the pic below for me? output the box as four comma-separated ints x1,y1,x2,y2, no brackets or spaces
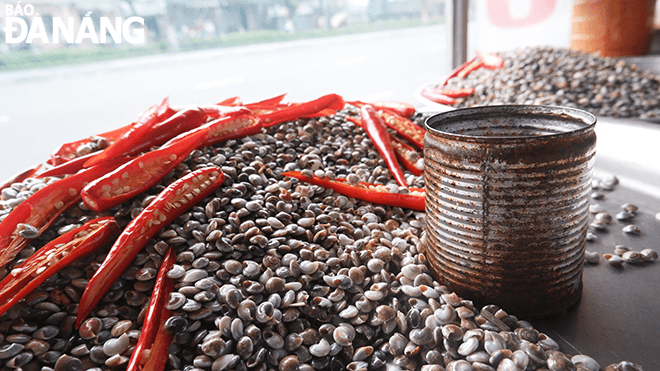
0,0,457,180
0,0,446,70
0,0,576,180
0,24,448,181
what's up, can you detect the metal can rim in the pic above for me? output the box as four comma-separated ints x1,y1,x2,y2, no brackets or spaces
424,105,596,143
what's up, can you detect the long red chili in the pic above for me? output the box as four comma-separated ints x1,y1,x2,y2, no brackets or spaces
216,96,242,106
376,108,426,151
390,136,423,176
37,152,99,178
345,115,422,177
348,101,417,119
0,164,41,192
457,58,484,79
249,107,278,116
92,115,258,215
421,88,458,106
360,105,408,188
140,313,172,371
201,115,262,147
244,93,287,109
374,101,417,119
110,107,208,159
259,94,345,127
76,167,225,327
0,157,130,267
0,217,119,316
283,171,425,211
194,105,250,120
126,247,175,371
440,56,478,87
48,123,133,166
350,101,426,150
116,106,250,162
84,97,176,168
302,108,337,119
160,114,262,150
438,87,476,98
438,53,501,90
81,125,209,212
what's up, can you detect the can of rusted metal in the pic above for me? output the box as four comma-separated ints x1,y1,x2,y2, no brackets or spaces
423,105,596,318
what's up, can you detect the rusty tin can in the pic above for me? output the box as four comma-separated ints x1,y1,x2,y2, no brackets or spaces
423,105,596,318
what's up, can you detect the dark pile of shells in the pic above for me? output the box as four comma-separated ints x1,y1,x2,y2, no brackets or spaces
0,108,643,371
442,47,660,120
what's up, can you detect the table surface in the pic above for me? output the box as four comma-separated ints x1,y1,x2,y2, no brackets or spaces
534,180,660,369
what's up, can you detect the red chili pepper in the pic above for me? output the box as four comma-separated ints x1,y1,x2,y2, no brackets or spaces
244,93,287,109
81,125,209,212
457,58,484,79
376,108,426,151
283,171,425,211
477,51,504,70
37,152,98,178
302,108,338,118
440,56,478,87
0,157,130,267
360,105,408,188
347,100,367,109
421,88,458,106
249,107,278,116
374,101,417,119
0,164,41,191
126,247,175,371
351,101,426,150
140,313,172,371
258,94,345,127
84,97,176,168
349,100,417,119
153,114,261,160
76,167,225,327
344,115,362,127
216,96,242,106
346,115,423,177
130,105,248,155
390,135,423,176
0,217,119,317
117,107,208,157
49,123,133,166
201,115,262,147
438,87,476,98
194,105,250,120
